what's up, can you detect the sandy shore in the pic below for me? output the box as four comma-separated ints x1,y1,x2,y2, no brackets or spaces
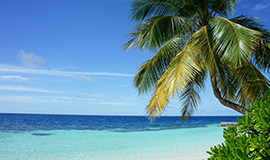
143,153,209,160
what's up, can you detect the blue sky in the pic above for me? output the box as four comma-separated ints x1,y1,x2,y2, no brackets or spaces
0,0,269,116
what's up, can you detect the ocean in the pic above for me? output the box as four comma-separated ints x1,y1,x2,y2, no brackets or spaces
0,114,239,160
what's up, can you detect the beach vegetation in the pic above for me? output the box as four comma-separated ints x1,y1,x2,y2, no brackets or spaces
124,0,270,120
207,90,270,159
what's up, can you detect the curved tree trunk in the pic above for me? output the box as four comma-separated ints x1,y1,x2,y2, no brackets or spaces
210,76,247,115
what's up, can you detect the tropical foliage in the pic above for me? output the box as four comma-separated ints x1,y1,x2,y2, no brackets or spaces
124,0,270,119
207,91,270,159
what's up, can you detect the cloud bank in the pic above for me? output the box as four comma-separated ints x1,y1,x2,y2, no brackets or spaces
0,75,29,81
0,95,47,102
0,85,59,93
0,64,134,77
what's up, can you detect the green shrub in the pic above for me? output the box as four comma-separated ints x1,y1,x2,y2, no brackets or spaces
207,92,270,160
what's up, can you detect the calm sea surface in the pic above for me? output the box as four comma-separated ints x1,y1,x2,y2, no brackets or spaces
0,114,239,160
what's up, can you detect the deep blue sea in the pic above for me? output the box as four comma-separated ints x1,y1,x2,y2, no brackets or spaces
0,114,239,160
0,113,239,132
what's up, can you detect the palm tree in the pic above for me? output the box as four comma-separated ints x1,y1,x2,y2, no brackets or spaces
124,0,270,120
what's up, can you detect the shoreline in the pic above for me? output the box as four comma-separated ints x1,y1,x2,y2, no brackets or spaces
143,153,209,160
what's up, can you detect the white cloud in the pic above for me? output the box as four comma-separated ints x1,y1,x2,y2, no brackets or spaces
120,84,127,87
56,97,94,102
0,95,95,103
0,75,29,81
0,64,134,77
0,85,59,93
57,66,79,70
75,74,100,82
0,95,47,102
100,102,135,105
17,50,46,69
253,3,270,10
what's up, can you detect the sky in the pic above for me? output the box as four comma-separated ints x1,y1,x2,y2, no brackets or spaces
0,0,269,116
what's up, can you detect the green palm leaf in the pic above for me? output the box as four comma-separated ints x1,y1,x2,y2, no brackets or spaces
146,45,202,119
234,63,270,106
133,34,186,94
124,15,195,51
210,17,260,66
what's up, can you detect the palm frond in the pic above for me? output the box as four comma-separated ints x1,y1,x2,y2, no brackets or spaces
234,63,270,106
146,45,202,120
230,15,270,73
230,15,270,34
133,34,187,95
217,64,239,101
209,0,238,18
129,0,213,22
179,69,206,120
124,15,195,51
210,17,261,66
188,25,226,86
129,0,179,22
252,39,270,73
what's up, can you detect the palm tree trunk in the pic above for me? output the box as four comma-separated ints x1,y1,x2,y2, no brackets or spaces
210,76,247,115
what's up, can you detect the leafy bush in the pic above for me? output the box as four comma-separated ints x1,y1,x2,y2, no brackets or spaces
207,92,270,160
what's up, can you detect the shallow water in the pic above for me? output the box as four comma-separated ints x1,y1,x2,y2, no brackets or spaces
0,114,237,160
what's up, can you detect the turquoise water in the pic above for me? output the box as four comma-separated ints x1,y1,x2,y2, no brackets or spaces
0,114,237,159
0,124,225,160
